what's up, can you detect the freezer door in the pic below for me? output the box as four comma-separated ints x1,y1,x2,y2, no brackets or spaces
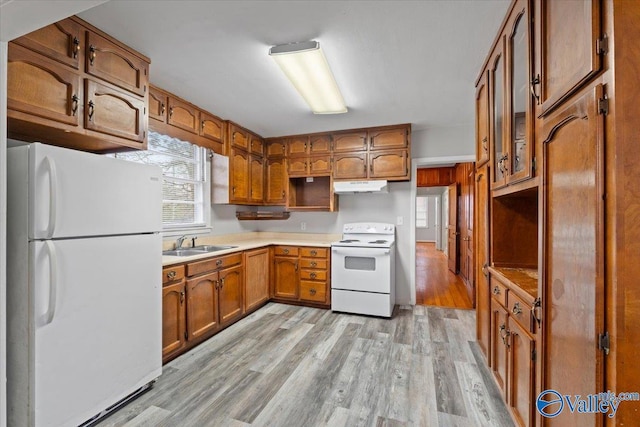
30,234,161,427
26,143,162,239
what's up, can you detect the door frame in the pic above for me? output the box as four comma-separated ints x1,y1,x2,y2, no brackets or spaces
409,155,475,305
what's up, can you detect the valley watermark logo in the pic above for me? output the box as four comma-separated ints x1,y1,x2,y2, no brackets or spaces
536,389,640,418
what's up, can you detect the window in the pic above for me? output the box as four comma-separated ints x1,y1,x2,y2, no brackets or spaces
113,131,206,229
416,196,428,228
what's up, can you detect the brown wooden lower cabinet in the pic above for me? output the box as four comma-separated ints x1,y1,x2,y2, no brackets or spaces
162,245,330,363
244,248,270,313
162,253,243,363
272,246,330,307
489,273,537,427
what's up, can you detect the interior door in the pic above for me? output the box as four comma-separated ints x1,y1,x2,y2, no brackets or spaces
447,183,459,273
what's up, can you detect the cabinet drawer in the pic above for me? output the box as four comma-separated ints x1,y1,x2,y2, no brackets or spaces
300,281,327,303
162,265,185,285
299,258,327,270
490,277,508,308
300,247,327,258
186,253,242,277
507,291,534,333
300,269,327,281
274,246,299,256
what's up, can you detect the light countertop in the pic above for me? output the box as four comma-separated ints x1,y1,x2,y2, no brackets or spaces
162,232,341,266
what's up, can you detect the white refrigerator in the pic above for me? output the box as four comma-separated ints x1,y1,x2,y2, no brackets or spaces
7,143,163,427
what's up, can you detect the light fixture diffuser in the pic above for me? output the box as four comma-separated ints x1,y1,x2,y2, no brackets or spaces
269,41,347,114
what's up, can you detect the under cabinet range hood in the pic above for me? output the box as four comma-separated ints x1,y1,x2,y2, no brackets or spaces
333,180,389,194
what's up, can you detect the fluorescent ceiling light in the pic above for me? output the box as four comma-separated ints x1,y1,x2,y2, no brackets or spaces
269,41,347,114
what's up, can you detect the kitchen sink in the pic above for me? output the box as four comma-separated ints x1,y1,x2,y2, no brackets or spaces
192,245,238,252
162,249,209,257
162,245,238,257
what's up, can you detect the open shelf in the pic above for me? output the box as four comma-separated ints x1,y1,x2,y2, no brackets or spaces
287,175,338,212
235,211,291,220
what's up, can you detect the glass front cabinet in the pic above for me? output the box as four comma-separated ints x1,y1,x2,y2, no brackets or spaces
490,0,535,191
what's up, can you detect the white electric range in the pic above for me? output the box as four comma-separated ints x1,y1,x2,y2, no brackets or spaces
331,223,396,317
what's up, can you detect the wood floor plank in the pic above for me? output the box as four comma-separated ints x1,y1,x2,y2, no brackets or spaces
93,303,513,427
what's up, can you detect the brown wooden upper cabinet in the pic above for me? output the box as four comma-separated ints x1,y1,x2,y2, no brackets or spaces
199,112,224,144
332,131,367,152
333,153,367,180
85,31,148,97
369,150,408,179
84,79,145,144
11,18,83,70
476,71,490,166
249,133,264,157
167,96,199,134
535,0,603,116
266,140,287,158
7,16,150,153
368,127,409,150
149,86,168,123
490,0,535,191
309,135,332,154
229,147,250,204
265,157,287,205
287,136,309,157
7,44,82,127
229,123,250,151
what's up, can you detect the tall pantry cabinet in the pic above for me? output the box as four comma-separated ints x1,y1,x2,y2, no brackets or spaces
475,1,640,426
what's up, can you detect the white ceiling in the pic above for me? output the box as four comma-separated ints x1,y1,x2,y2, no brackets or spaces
78,1,509,138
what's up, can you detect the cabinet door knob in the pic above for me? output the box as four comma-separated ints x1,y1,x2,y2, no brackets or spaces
161,103,165,116
167,270,176,280
499,324,510,347
180,291,184,304
169,106,174,118
512,302,522,315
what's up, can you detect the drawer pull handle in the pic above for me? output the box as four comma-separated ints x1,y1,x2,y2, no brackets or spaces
71,94,79,116
310,250,317,256
216,259,223,266
512,302,522,315
310,288,316,295
310,261,317,267
310,272,316,279
283,249,289,254
167,270,176,280
89,45,96,65
180,291,184,304
499,324,510,348
73,37,80,58
492,286,501,295
87,100,95,122
161,103,165,116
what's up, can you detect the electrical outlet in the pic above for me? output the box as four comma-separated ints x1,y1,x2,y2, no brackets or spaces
397,216,404,226
301,222,307,230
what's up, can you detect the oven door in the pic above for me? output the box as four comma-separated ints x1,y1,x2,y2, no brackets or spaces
331,246,391,293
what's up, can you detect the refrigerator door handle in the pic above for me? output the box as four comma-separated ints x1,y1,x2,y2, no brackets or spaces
44,240,58,324
44,156,58,238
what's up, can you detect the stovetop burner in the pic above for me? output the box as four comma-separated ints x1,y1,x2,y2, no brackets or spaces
369,240,388,244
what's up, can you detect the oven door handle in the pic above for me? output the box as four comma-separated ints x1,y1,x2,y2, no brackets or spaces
331,247,390,256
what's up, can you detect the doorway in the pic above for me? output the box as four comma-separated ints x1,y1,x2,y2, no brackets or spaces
414,164,474,309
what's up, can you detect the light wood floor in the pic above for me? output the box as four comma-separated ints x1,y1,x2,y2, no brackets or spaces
415,242,474,309
96,303,512,427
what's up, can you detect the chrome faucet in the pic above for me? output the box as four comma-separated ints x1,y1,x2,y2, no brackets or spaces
175,235,187,249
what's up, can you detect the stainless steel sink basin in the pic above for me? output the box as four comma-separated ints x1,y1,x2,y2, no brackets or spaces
162,245,238,257
193,245,238,252
162,249,209,257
